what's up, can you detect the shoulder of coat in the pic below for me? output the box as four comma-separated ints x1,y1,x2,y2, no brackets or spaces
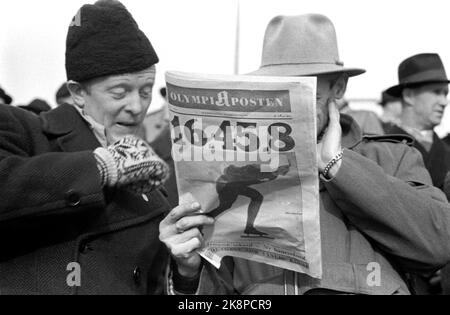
362,133,415,146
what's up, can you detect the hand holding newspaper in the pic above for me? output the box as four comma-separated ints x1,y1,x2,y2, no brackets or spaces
166,71,322,278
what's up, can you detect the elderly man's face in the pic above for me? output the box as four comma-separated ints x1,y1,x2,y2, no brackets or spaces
407,82,448,129
81,66,156,141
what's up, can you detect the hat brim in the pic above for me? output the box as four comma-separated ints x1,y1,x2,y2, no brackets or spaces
384,84,404,98
247,64,366,77
385,79,450,98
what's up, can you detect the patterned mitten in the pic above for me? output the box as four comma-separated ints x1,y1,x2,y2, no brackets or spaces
94,136,169,193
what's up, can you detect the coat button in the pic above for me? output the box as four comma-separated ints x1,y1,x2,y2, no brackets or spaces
133,267,141,284
65,190,81,207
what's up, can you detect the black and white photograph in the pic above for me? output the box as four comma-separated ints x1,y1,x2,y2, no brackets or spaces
1,0,450,301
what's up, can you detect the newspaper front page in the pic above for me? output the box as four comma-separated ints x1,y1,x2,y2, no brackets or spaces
166,71,321,278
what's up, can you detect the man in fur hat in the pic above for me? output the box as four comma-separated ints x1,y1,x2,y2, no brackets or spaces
161,14,450,295
0,0,175,294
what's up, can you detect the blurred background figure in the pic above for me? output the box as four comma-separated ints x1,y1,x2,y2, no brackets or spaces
443,134,450,149
379,90,402,125
141,86,178,208
55,83,74,106
383,53,450,197
18,99,52,115
0,86,13,105
337,98,384,135
142,87,170,143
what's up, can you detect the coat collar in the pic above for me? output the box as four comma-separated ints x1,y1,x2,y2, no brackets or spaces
40,104,101,152
383,122,429,154
340,113,363,149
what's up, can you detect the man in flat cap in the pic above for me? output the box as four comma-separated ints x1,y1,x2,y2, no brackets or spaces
0,0,175,294
383,53,450,200
160,14,450,295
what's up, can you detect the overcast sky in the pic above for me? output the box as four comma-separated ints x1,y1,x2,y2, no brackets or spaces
1,0,450,135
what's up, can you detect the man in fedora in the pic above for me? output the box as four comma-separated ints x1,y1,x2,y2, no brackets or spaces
160,14,450,295
383,53,450,198
0,0,177,294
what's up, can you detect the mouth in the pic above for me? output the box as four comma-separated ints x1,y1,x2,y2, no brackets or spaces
116,122,139,128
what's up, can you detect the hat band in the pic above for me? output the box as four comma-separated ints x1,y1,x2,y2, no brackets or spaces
400,69,449,85
261,61,344,68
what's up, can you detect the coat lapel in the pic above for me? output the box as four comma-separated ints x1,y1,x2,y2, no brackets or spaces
40,104,101,152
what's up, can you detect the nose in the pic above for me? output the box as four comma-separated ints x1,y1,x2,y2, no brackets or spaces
125,90,144,116
439,94,448,107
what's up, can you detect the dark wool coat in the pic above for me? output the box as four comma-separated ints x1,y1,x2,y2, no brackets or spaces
0,104,170,295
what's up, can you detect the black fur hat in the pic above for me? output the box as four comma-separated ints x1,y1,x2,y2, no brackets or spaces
65,0,159,82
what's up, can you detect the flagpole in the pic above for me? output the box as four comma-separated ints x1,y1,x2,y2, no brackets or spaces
234,0,241,75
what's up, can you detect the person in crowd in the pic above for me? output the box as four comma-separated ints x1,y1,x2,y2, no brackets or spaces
0,0,173,294
379,90,402,125
18,99,52,115
382,53,450,198
141,86,179,208
160,14,450,295
56,83,74,106
0,86,13,105
337,98,384,135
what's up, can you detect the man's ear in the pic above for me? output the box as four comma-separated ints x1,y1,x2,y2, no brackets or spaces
332,74,348,99
66,81,87,109
402,88,415,107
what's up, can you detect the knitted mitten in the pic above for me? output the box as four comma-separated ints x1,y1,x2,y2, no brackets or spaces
94,136,169,193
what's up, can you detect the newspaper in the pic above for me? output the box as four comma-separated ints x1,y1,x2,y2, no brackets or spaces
165,71,321,278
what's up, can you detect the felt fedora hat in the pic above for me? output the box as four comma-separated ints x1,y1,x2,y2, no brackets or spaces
386,53,450,97
250,14,365,77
